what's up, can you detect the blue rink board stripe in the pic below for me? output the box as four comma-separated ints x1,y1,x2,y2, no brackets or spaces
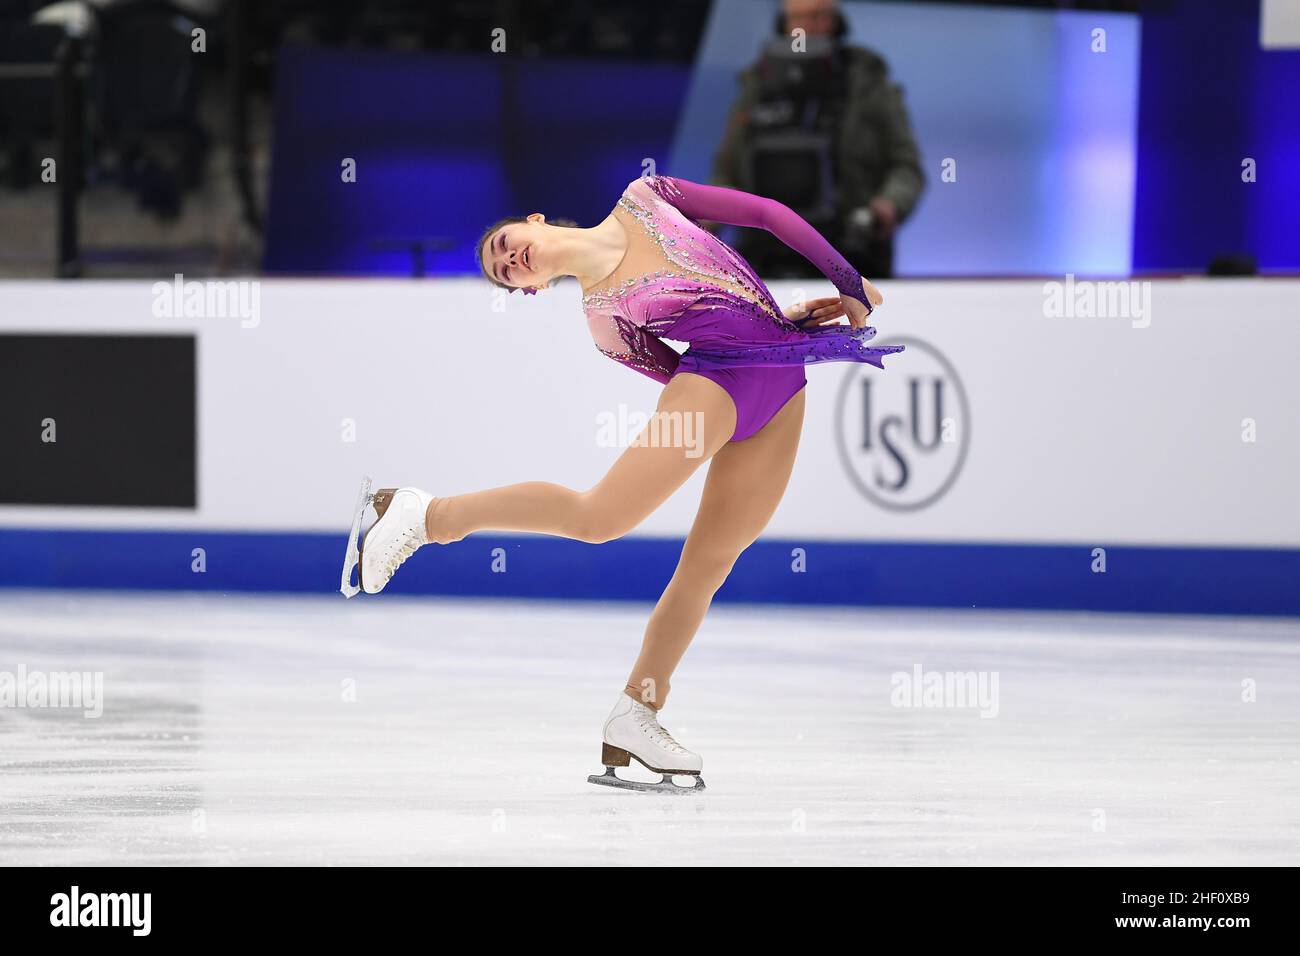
1,527,1297,616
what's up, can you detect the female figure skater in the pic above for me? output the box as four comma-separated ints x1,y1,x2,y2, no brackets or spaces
343,174,899,793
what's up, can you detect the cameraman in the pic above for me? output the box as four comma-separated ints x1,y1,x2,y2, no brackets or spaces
710,0,924,279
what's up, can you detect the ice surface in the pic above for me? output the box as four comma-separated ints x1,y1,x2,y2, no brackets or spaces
1,590,1297,866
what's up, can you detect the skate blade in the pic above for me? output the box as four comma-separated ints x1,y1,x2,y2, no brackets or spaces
587,766,706,794
339,476,374,598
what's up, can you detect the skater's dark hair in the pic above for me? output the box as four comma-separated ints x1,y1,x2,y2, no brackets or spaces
476,216,579,292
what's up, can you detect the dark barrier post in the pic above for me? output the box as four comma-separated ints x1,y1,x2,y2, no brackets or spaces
227,0,261,234
54,34,83,278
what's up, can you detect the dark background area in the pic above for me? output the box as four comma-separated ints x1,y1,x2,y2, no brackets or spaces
4,0,1295,280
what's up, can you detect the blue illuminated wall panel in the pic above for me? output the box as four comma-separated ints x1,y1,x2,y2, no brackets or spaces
264,46,689,276
1133,0,1300,273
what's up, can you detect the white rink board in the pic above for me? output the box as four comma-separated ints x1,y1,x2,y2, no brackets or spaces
1,277,1297,547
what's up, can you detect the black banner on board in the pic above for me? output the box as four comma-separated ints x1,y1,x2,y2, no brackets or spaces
0,333,196,507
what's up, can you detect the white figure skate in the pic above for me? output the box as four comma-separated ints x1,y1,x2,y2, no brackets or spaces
587,694,705,794
339,477,434,597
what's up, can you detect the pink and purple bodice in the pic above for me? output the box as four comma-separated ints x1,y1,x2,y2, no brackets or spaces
580,175,903,386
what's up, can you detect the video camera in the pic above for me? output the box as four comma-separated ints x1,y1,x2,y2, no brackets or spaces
739,33,846,232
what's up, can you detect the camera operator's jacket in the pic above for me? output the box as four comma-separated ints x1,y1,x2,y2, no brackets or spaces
710,44,925,223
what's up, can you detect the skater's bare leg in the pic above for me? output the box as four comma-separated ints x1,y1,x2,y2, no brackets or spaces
426,373,736,545
624,387,805,710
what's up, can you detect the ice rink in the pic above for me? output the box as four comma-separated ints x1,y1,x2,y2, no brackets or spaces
1,590,1297,867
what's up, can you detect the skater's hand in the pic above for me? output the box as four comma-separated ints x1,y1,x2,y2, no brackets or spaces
842,278,884,329
784,296,846,328
862,277,884,309
842,296,870,329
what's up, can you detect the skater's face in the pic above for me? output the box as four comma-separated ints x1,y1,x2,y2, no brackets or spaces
481,214,551,291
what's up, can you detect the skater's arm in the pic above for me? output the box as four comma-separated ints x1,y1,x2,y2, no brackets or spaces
642,175,876,313
590,314,681,384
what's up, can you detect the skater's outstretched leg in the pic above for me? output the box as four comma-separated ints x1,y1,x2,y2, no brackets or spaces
354,374,736,594
625,387,805,710
426,372,736,544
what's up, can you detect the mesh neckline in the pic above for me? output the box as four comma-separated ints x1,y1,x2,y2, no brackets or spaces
580,186,781,322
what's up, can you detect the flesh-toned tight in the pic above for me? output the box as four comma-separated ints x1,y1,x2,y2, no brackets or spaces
425,372,806,711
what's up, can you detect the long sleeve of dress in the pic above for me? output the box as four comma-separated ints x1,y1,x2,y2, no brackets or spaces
644,175,872,312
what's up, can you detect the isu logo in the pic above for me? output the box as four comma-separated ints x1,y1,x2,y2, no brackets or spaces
834,336,969,512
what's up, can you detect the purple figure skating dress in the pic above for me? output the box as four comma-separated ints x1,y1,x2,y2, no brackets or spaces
582,175,904,441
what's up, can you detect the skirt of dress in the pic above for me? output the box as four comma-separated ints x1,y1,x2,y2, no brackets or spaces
685,325,904,371
673,325,901,442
